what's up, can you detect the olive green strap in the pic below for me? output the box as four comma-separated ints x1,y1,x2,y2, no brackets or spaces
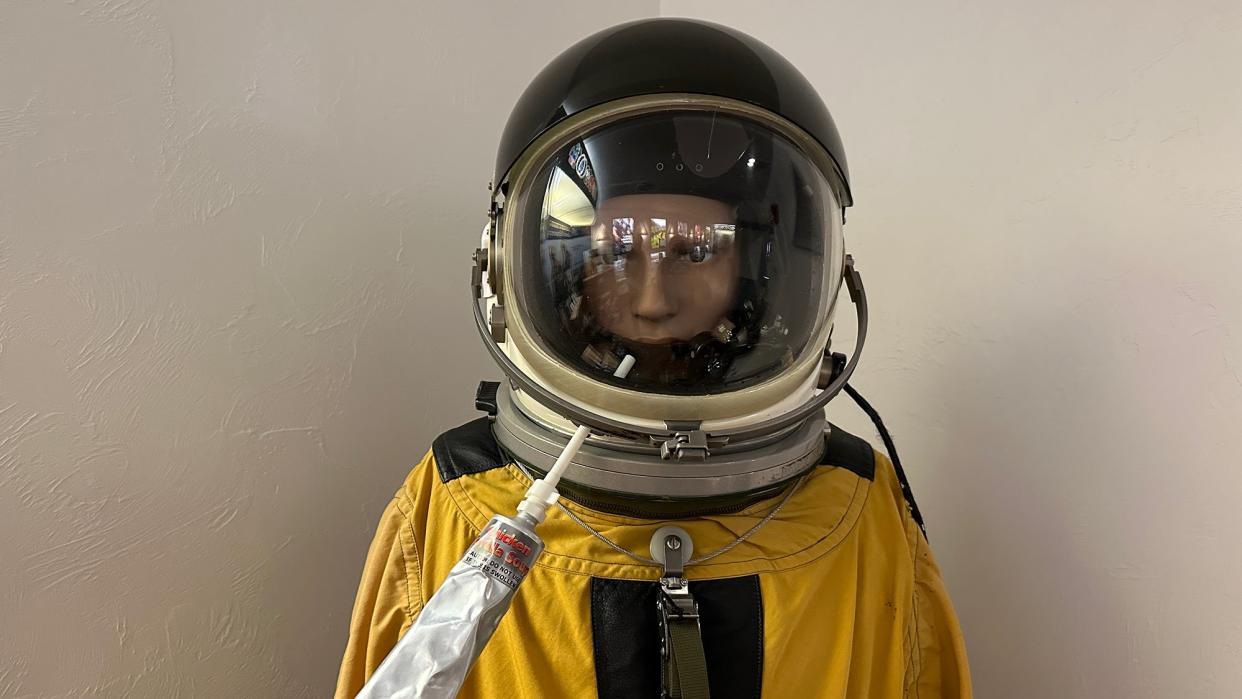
656,531,710,699
664,613,710,699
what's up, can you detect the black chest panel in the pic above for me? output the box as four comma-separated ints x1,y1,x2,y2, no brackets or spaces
590,576,764,699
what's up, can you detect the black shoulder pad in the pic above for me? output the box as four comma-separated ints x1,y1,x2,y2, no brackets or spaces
432,417,507,483
821,423,875,481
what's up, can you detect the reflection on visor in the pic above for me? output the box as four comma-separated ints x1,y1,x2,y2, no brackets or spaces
593,218,734,265
518,111,839,394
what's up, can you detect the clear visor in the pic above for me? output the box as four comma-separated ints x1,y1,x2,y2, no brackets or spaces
512,110,842,395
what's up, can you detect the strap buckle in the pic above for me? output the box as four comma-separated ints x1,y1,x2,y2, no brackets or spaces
659,576,700,621
659,430,711,461
654,532,709,699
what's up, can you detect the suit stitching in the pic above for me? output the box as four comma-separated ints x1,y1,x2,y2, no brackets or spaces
903,569,917,699
391,496,420,620
439,459,871,577
554,476,869,577
484,477,871,580
909,517,924,699
441,476,492,538
912,587,924,699
532,475,868,577
752,478,872,575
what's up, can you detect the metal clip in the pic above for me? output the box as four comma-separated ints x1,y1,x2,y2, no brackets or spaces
656,533,697,620
471,248,486,288
488,304,506,342
659,578,700,620
659,430,711,461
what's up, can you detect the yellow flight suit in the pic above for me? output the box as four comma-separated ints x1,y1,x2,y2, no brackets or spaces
335,418,970,698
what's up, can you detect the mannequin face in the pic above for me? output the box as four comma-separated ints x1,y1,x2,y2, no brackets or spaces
584,194,739,344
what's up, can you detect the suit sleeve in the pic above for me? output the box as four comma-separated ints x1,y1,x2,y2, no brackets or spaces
907,525,973,698
334,495,424,699
874,448,971,699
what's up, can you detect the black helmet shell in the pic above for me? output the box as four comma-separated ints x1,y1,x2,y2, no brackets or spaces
495,18,853,207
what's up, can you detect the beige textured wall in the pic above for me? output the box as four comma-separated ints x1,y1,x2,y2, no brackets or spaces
663,1,1242,697
0,2,656,697
6,2,1242,698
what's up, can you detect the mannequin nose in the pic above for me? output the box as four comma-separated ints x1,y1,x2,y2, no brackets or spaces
632,260,677,322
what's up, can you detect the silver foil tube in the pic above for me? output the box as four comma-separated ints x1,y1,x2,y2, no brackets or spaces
355,514,543,699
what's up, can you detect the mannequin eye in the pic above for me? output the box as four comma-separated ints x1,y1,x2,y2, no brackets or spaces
686,245,713,263
668,235,711,264
670,229,720,265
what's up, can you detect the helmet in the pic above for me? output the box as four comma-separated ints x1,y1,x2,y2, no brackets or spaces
471,18,869,514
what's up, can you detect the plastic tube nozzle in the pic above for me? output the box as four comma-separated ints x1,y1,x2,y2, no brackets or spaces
516,354,634,524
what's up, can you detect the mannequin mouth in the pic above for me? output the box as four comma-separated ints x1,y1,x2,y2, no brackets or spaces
625,336,680,345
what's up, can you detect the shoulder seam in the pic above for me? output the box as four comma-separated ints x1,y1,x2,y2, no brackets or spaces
392,494,424,617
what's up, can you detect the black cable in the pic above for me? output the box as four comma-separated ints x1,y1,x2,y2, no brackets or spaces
843,383,928,540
